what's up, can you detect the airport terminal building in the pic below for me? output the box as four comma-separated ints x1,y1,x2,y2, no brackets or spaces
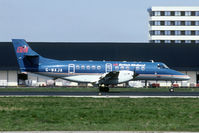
148,6,199,43
0,42,199,87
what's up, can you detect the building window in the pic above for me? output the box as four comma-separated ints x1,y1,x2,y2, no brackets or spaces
191,31,195,35
155,31,160,35
165,21,171,26
171,21,175,26
150,21,154,26
155,21,160,26
154,11,161,16
171,11,175,16
160,11,164,16
165,30,171,35
191,40,195,43
195,21,199,26
181,11,185,16
160,31,164,35
160,21,164,25
175,40,181,43
195,40,199,43
165,40,171,43
185,31,191,35
171,31,175,35
185,21,191,26
175,11,181,16
175,31,181,35
175,21,181,26
196,31,199,35
171,40,175,43
185,11,191,16
149,30,154,35
191,21,195,26
150,11,154,16
196,11,199,16
165,11,171,16
185,40,191,43
191,11,195,16
160,40,164,43
181,31,185,35
155,40,161,43
181,21,185,26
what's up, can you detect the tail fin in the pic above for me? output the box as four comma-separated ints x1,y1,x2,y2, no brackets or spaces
12,39,39,72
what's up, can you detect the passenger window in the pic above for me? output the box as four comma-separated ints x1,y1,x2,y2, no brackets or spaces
97,66,101,70
126,66,130,70
81,65,85,70
86,65,90,70
120,66,124,70
76,65,80,70
91,65,96,70
115,66,119,70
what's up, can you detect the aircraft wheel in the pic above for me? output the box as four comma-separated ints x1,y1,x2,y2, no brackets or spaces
169,88,174,92
99,86,105,92
104,87,109,92
99,86,109,92
99,87,103,92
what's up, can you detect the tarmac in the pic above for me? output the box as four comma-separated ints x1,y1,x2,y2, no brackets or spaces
0,91,199,98
0,131,198,133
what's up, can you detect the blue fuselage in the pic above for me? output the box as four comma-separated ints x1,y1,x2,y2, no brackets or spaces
12,39,190,86
25,59,190,82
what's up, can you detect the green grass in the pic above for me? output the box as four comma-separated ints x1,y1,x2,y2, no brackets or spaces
0,97,198,131
0,87,199,92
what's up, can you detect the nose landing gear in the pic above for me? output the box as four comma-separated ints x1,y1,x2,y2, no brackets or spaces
169,88,174,92
169,81,175,92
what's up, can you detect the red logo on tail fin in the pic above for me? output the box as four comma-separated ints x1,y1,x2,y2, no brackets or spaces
17,46,28,53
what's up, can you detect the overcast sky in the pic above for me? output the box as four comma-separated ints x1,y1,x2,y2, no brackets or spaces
1,0,199,42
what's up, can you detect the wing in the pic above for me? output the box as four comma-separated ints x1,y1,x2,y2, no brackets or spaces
100,71,119,81
97,70,136,85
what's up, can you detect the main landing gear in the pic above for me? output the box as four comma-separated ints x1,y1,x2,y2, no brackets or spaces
169,81,175,92
99,85,109,92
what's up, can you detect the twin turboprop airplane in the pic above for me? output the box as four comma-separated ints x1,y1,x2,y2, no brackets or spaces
12,39,190,92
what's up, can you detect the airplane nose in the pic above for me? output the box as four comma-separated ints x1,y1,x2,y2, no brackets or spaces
173,70,190,80
184,75,190,80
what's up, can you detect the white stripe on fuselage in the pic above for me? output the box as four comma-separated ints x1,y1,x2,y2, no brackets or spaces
35,72,186,82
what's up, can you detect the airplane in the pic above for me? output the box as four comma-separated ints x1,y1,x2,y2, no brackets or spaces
12,39,190,92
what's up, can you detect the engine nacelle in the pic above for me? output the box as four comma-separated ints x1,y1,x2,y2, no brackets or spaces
118,70,134,83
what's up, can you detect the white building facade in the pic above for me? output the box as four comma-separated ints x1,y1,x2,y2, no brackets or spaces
148,7,199,43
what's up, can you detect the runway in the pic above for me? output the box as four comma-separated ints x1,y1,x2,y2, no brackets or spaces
0,91,199,98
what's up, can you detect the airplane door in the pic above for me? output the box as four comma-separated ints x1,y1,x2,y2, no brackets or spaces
68,64,75,74
105,63,112,73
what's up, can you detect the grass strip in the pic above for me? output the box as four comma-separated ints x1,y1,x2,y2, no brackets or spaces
0,97,198,131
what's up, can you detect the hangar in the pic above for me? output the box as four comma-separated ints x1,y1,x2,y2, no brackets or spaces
0,42,199,87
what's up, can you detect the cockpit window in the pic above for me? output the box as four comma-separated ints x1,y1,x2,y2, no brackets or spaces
163,64,169,69
157,64,169,69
